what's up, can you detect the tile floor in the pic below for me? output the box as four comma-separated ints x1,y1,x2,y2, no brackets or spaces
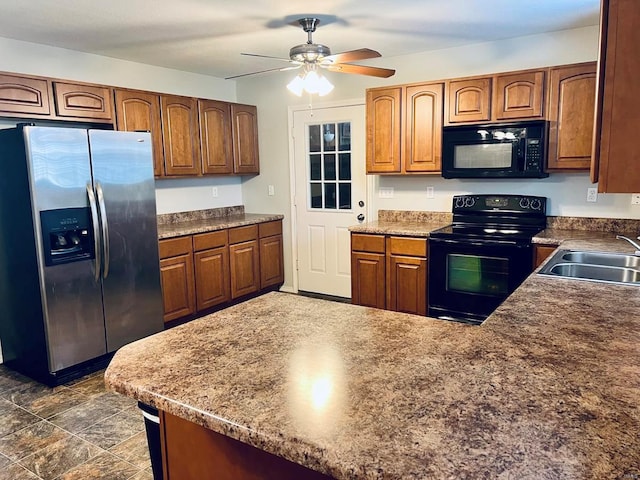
0,365,153,480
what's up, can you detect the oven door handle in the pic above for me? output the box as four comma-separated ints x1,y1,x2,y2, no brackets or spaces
428,237,529,248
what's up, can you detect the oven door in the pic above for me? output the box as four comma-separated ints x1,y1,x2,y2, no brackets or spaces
427,237,532,324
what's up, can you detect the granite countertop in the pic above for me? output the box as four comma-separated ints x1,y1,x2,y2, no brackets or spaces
105,236,640,479
348,219,449,237
157,213,284,240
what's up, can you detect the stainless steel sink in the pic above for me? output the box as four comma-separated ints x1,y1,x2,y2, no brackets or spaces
538,249,640,286
560,251,640,269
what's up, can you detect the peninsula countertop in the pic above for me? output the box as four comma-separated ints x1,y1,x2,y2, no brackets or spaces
105,238,640,479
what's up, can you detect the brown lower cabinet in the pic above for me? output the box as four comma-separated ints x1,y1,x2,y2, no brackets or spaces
159,237,196,323
160,411,331,480
386,236,428,316
351,233,428,316
159,220,284,323
533,244,557,269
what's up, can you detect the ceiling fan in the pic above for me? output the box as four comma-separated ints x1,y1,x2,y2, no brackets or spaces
225,17,396,82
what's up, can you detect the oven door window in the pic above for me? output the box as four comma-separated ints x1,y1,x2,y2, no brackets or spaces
446,254,509,296
454,143,513,169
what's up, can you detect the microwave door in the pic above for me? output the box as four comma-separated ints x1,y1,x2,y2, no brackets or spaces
445,140,516,178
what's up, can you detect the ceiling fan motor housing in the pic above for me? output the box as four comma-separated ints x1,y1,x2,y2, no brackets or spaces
289,43,332,63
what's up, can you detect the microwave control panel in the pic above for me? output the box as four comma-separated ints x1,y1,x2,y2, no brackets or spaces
525,138,542,172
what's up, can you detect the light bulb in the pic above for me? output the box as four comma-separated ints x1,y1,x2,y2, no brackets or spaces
303,70,321,94
287,75,304,96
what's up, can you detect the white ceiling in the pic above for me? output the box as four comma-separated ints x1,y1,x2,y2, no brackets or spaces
0,0,600,80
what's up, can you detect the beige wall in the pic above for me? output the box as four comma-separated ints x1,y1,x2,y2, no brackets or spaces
236,25,640,293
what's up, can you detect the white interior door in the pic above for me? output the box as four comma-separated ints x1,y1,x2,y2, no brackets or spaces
293,104,367,298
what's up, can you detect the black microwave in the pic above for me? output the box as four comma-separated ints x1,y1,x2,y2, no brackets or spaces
441,121,548,179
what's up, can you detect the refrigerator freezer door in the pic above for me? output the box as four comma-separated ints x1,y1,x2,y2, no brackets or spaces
88,130,163,351
24,127,107,372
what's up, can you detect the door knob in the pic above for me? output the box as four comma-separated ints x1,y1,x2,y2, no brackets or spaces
357,214,365,221
358,200,365,207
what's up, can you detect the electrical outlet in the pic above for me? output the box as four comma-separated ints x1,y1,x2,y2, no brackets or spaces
426,186,434,199
586,187,597,202
211,187,218,198
268,185,275,196
632,193,640,205
379,187,394,199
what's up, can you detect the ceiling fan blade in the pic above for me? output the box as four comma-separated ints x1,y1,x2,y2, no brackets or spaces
322,48,381,64
326,63,395,78
225,65,300,80
240,52,293,63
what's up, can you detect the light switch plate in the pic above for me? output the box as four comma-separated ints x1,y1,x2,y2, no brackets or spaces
268,185,275,196
379,187,394,199
426,186,434,199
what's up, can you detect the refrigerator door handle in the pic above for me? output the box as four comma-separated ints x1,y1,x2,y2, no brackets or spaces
96,182,110,279
86,183,101,282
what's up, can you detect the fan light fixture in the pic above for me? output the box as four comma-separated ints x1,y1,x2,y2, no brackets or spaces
287,66,334,97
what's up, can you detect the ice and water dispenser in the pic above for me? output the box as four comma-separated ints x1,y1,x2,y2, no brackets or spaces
39,208,94,266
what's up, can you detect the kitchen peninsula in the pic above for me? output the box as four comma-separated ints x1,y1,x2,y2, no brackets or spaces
105,237,640,479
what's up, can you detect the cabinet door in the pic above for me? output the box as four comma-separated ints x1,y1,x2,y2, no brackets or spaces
161,95,201,176
446,78,491,124
0,73,52,116
259,234,284,289
593,0,640,192
114,89,164,177
199,99,233,174
351,252,385,309
52,82,113,121
366,87,402,173
160,253,196,323
194,246,231,310
387,255,427,316
494,70,545,120
229,240,260,299
403,83,443,173
230,103,260,174
547,63,597,170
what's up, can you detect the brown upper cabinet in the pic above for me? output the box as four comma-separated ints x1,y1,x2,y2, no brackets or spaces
114,89,164,177
199,99,233,175
230,103,260,175
0,73,52,117
52,82,113,122
161,95,201,176
547,62,597,171
199,100,260,175
366,82,443,174
446,70,545,125
592,0,640,193
446,77,491,124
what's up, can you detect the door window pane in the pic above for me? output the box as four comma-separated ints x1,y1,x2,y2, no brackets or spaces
338,122,351,151
324,183,336,209
310,154,321,181
310,183,322,208
339,153,351,181
324,154,336,181
309,125,321,152
339,183,351,210
323,124,336,151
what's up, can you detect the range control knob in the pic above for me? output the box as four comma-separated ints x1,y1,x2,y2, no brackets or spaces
464,197,476,208
519,197,531,209
455,197,465,208
530,198,542,211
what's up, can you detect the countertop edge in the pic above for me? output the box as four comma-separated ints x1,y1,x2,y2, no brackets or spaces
157,213,284,239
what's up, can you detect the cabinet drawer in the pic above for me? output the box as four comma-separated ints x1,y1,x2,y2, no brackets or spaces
351,234,385,253
259,220,282,238
387,236,427,257
193,230,228,252
159,236,192,259
228,225,258,244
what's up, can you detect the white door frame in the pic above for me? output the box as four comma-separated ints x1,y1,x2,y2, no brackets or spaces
287,98,375,295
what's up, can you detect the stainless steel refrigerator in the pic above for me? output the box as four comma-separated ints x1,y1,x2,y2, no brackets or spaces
0,125,163,385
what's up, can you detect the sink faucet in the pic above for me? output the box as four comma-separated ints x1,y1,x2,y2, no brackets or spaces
615,235,640,255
